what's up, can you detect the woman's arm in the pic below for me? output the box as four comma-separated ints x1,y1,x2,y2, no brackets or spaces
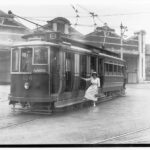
80,77,91,81
97,78,100,88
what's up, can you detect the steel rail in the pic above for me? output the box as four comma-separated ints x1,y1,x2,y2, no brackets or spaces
94,126,150,144
0,116,42,130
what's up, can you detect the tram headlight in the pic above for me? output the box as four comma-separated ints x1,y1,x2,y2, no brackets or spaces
24,82,30,90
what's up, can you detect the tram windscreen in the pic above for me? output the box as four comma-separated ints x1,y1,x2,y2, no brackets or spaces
12,48,19,72
34,47,48,64
21,48,33,72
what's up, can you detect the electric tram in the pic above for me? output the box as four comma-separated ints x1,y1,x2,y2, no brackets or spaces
8,29,126,113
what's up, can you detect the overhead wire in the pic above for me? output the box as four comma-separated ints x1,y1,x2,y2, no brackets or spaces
6,6,150,35
77,4,99,28
4,10,150,19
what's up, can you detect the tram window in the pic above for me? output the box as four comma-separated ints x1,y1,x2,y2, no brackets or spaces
12,48,19,72
80,55,87,77
91,56,97,72
65,52,74,92
80,55,87,90
114,65,117,75
104,63,109,75
21,48,32,72
98,59,102,76
109,64,113,75
34,47,48,64
118,66,121,75
57,23,65,33
121,66,124,75
75,54,80,75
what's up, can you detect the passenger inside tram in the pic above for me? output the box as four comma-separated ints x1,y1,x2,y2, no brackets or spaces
21,50,32,72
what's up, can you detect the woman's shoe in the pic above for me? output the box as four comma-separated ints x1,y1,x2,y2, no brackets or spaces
93,102,96,107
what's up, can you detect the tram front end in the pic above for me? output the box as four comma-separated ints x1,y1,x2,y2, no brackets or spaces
9,43,55,112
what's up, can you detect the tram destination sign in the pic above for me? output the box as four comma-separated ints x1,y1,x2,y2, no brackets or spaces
32,65,48,73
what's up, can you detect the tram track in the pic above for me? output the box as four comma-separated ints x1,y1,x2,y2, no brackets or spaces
0,115,44,130
93,126,150,144
0,118,39,130
0,113,18,120
0,107,49,130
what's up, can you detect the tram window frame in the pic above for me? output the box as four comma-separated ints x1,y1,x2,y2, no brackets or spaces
74,53,80,75
79,54,87,90
11,48,20,72
118,65,121,75
20,48,33,72
109,64,113,75
114,64,117,75
57,23,65,33
91,56,97,72
98,58,103,76
121,66,124,76
80,55,87,77
33,47,48,65
104,63,109,75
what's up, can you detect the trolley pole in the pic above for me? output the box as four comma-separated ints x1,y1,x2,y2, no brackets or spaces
120,23,127,60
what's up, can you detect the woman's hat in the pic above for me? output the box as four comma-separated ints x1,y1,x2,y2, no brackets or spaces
92,72,97,75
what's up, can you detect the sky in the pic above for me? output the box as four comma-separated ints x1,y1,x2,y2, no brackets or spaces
1,0,150,43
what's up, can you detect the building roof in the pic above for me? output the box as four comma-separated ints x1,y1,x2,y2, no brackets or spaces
0,10,31,33
84,24,139,52
96,23,115,32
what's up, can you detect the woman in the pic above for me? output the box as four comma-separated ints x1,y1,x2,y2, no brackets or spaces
81,72,100,107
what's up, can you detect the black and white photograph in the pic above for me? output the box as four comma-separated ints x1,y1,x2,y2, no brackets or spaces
0,0,150,146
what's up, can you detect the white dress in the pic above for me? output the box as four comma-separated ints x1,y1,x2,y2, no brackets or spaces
84,77,100,101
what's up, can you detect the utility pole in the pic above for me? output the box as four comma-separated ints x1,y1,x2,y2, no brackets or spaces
120,23,127,60
103,23,108,47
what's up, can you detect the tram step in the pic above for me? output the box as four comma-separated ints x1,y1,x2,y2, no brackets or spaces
55,98,87,108
12,108,52,115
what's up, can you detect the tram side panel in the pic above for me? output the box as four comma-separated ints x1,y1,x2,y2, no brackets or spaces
102,58,125,93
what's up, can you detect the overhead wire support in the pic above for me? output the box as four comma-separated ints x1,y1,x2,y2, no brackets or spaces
77,4,105,29
120,22,128,60
89,12,98,28
71,5,80,27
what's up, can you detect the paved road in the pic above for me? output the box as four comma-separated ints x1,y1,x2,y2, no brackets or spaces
0,84,150,144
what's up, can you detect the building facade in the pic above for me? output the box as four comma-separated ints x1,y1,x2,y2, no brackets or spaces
2,13,146,84
36,18,146,83
84,24,146,83
0,10,30,83
145,44,150,80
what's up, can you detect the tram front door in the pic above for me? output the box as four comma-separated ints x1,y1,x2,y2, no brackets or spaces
50,47,60,94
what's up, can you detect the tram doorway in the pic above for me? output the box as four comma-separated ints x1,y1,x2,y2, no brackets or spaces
90,56,97,73
50,47,60,94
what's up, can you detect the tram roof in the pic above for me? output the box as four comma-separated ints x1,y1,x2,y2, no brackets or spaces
12,40,124,62
12,40,58,47
61,36,120,58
